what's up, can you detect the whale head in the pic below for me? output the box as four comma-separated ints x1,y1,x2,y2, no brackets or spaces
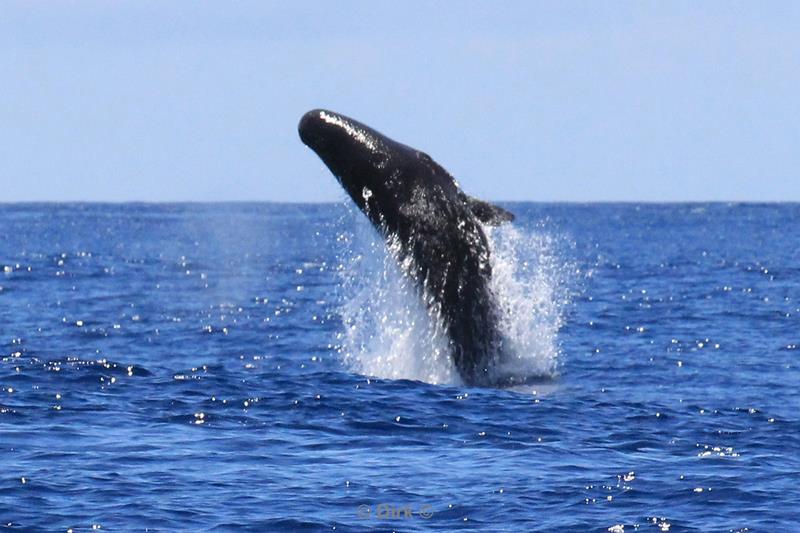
298,108,468,232
299,108,515,235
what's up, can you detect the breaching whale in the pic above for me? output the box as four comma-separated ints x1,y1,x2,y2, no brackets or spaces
298,109,514,386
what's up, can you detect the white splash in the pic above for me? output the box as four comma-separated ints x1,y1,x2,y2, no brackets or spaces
336,211,568,387
483,223,566,382
336,216,457,385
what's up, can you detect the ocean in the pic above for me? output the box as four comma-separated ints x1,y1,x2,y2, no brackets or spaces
1,202,798,532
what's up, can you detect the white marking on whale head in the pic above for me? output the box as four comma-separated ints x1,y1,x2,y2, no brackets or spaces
319,110,377,150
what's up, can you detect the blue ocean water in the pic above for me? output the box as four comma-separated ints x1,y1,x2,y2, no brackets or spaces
1,203,798,532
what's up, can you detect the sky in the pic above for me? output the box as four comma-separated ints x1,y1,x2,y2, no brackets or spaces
1,1,798,203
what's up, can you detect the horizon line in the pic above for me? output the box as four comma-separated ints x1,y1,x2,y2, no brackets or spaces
2,199,799,206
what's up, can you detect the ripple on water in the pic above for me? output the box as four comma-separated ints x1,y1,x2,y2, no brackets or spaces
1,204,800,531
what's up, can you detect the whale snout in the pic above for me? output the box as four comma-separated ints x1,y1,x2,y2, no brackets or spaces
298,108,387,183
298,109,331,151
298,108,379,156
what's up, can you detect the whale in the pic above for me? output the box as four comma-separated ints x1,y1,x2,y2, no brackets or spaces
298,109,514,386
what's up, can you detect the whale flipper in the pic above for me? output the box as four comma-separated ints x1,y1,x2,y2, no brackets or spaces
463,195,515,225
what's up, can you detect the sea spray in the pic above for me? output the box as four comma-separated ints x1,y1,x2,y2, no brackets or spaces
484,223,566,381
335,211,457,385
335,207,568,386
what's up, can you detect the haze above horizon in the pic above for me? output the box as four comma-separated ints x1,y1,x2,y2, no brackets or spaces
2,2,798,202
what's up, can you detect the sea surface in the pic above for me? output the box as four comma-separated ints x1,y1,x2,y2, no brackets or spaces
1,203,799,532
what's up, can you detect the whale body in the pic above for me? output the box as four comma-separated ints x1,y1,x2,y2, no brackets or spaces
298,109,514,386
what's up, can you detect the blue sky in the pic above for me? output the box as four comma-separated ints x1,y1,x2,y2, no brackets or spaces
1,2,798,202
